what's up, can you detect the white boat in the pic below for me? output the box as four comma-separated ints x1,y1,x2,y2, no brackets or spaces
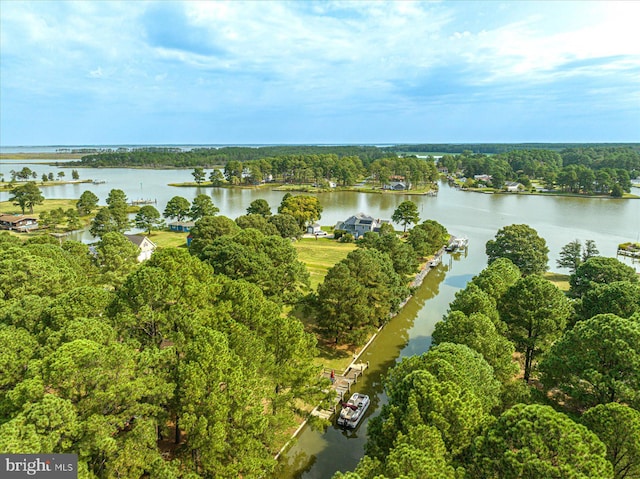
337,393,370,428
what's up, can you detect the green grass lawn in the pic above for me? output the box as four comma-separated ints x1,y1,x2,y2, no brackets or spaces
293,237,356,291
545,272,571,292
144,229,189,248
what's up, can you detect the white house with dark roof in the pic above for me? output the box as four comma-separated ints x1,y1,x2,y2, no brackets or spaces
335,213,389,238
125,234,157,262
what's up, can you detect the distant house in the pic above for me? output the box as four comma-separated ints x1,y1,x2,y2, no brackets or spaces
169,220,195,232
307,223,323,235
335,213,389,238
474,174,492,183
384,181,408,191
504,181,523,192
125,234,157,262
0,213,38,232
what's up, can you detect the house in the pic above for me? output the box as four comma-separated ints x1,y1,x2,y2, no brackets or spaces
169,220,195,232
0,213,39,232
306,223,323,235
384,181,407,191
335,213,389,238
474,174,492,183
125,234,157,262
504,181,523,192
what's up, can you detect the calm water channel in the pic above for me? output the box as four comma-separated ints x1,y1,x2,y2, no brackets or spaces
1,161,639,477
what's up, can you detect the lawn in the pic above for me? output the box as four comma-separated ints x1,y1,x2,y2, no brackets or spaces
144,229,189,249
1,198,79,216
545,272,571,292
293,237,356,290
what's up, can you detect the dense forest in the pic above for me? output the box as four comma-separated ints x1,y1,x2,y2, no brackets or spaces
334,225,640,479
1,182,639,478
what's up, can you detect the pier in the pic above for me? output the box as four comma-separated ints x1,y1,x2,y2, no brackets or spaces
312,362,370,421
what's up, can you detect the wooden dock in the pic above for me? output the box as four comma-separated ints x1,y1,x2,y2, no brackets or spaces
311,362,369,421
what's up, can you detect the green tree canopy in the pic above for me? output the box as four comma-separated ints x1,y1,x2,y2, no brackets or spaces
267,213,302,239
9,182,44,214
470,404,612,479
277,194,322,229
499,274,572,382
134,205,162,235
76,190,99,216
246,198,272,216
188,215,241,256
582,403,640,479
391,200,420,232
94,232,140,287
570,256,638,298
486,224,549,275
540,313,640,408
577,281,640,322
189,194,219,221
235,214,280,236
163,195,191,222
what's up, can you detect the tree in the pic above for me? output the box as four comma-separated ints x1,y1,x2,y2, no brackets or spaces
134,205,162,235
540,313,640,408
188,215,240,256
582,403,640,479
65,208,81,231
486,224,549,276
391,200,420,232
94,232,140,286
76,190,99,216
583,239,600,261
577,281,640,322
189,194,219,221
41,173,48,182
570,256,638,297
105,189,130,232
499,274,572,382
470,257,522,301
358,232,418,276
191,167,205,184
9,182,44,214
557,239,584,273
163,196,191,222
317,248,407,344
89,207,119,238
277,194,322,229
209,169,225,186
470,404,612,479
268,213,302,239
247,199,272,216
235,214,280,236
71,170,79,180
433,311,518,383
57,171,65,180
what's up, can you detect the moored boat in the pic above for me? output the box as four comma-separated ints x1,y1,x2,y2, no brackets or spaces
337,393,370,428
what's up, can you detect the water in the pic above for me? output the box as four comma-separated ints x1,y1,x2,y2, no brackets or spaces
2,163,638,477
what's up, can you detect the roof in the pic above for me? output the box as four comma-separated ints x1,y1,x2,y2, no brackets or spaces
0,213,38,222
169,220,195,227
125,234,157,248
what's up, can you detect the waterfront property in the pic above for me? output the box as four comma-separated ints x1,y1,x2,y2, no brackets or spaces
0,213,39,231
169,220,195,232
335,213,390,238
125,234,157,262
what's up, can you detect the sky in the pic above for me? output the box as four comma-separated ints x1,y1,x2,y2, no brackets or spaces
1,0,639,146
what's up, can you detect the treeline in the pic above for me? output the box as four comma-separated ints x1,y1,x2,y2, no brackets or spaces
334,225,640,479
77,146,388,168
393,142,640,154
0,226,325,477
440,147,639,196
221,154,438,188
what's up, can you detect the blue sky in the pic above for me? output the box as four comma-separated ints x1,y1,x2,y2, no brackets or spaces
1,1,639,146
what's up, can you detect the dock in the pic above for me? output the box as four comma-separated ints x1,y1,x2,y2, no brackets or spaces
130,198,157,206
311,362,369,421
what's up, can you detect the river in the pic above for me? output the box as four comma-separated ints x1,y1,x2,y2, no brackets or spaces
1,162,639,477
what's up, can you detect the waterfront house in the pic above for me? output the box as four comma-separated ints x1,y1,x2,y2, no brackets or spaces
307,223,323,235
0,213,38,232
169,220,195,232
504,181,523,192
335,213,389,238
125,234,157,262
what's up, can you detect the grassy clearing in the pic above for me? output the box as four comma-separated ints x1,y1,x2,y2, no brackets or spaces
1,198,79,216
293,237,356,291
144,230,189,249
545,272,571,292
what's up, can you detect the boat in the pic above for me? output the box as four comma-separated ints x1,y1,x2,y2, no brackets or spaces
337,393,370,428
92,180,106,184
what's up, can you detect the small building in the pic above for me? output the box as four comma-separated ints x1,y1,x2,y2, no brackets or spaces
169,221,195,232
384,181,408,191
474,174,492,183
307,223,323,235
335,213,389,239
504,181,523,192
0,213,39,232
125,234,157,262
